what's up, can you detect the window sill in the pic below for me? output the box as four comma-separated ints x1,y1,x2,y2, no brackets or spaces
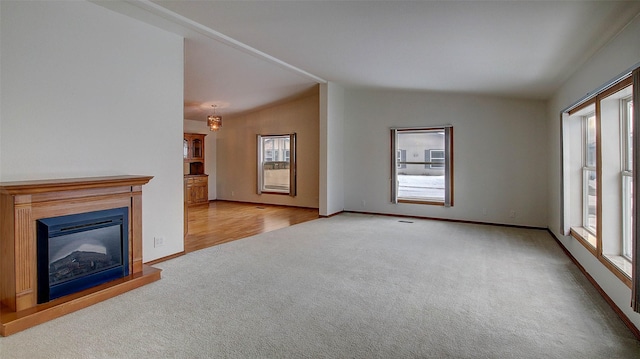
398,198,444,206
569,227,597,255
398,199,445,206
569,227,632,288
259,191,291,196
601,255,632,288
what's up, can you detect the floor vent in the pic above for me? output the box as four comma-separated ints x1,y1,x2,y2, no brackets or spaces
398,220,413,223
256,207,265,209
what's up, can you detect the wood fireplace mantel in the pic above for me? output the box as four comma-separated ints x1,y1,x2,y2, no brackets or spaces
0,175,161,336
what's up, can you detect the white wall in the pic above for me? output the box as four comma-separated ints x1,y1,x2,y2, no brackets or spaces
0,1,184,262
319,82,345,216
344,89,548,227
184,119,217,199
216,89,320,208
548,14,640,328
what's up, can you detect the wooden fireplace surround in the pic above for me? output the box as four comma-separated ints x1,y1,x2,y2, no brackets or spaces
0,175,161,336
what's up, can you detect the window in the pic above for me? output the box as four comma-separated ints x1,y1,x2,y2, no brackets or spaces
265,150,274,162
583,113,597,235
563,74,635,286
622,96,633,260
397,150,406,169
428,149,445,168
257,134,296,196
599,81,633,281
391,126,453,206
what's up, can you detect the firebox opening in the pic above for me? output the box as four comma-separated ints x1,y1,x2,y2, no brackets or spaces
36,207,129,304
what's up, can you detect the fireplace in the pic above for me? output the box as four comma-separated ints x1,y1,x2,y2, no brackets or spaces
36,207,129,303
0,175,161,336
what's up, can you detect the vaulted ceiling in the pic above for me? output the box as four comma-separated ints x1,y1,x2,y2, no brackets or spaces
100,1,640,120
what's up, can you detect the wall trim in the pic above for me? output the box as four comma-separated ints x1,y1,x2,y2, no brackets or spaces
212,199,319,211
546,229,640,341
145,251,186,266
319,210,344,218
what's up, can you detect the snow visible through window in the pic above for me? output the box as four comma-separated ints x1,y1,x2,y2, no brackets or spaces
398,175,444,200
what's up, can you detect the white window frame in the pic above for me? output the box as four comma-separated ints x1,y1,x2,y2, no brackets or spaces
582,113,597,236
622,97,633,260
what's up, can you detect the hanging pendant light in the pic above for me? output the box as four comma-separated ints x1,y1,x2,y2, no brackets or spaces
207,105,222,131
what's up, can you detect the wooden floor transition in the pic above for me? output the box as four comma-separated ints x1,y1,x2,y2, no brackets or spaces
185,201,320,253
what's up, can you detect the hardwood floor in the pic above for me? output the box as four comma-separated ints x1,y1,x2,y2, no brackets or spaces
185,201,320,253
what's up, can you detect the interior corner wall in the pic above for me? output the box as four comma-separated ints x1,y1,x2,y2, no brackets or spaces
0,1,184,262
216,89,320,208
343,89,548,227
184,119,217,199
319,82,345,216
547,13,640,328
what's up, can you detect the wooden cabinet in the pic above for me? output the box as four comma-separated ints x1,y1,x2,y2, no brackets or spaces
184,133,205,162
186,175,208,205
184,133,208,206
184,177,189,237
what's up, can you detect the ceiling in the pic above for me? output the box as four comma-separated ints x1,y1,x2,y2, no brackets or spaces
100,1,640,120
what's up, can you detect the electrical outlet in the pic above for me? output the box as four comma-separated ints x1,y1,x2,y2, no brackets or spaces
362,200,366,207
154,237,164,248
509,210,516,218
231,191,235,196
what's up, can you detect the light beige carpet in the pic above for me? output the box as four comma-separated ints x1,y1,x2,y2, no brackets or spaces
1,213,639,358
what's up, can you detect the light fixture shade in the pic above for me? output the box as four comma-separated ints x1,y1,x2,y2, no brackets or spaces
207,105,223,131
207,115,222,131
